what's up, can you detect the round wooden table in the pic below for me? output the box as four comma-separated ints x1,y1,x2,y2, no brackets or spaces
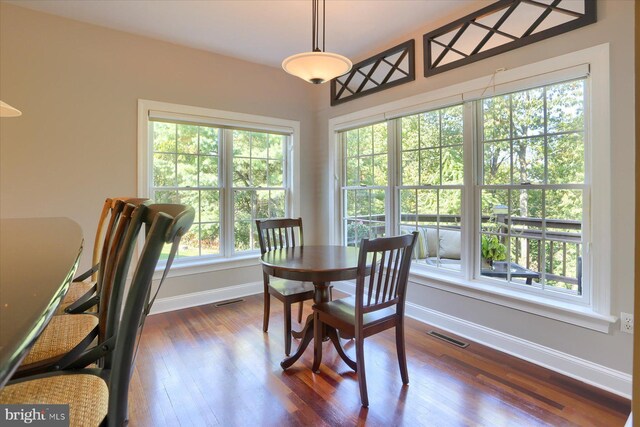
261,245,360,370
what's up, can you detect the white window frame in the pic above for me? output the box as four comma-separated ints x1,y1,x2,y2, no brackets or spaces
138,99,300,276
328,45,614,332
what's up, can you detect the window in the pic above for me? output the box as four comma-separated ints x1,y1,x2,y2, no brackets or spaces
151,121,222,258
332,45,611,329
139,100,299,265
341,123,388,246
339,80,586,297
478,81,585,294
399,105,464,271
232,130,287,252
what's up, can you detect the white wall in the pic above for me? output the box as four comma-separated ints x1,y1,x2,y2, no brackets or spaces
0,3,319,299
313,0,635,377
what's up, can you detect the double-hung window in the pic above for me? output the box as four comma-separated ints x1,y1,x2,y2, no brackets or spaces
139,100,299,264
332,46,611,329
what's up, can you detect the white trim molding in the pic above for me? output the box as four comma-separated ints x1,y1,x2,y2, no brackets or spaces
331,280,630,398
150,281,263,315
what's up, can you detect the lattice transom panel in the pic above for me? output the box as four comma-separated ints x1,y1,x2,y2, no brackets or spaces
331,40,415,106
423,0,596,77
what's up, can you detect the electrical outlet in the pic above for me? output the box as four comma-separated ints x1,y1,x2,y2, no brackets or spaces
620,312,633,334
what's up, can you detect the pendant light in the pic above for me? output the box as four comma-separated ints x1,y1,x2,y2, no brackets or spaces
0,101,22,117
282,0,352,84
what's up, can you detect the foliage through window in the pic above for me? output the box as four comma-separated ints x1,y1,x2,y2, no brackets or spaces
150,120,290,259
479,80,585,293
341,123,388,246
339,78,587,299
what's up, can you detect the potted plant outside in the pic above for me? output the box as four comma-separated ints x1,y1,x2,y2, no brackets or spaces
481,234,507,269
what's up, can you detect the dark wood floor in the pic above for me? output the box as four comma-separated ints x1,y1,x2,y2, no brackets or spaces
129,293,630,426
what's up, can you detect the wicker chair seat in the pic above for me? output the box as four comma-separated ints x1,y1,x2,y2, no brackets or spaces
21,314,98,366
56,281,97,314
0,374,108,426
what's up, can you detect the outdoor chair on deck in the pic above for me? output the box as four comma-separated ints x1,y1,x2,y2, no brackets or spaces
312,232,418,407
0,203,195,426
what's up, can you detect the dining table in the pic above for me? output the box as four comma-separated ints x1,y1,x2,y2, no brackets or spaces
0,217,83,387
260,245,364,370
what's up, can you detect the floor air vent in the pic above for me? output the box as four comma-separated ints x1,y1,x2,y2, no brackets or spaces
214,298,244,307
427,330,469,348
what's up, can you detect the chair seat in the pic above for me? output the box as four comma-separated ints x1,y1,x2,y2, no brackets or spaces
313,296,396,328
63,281,96,303
56,281,97,314
268,278,315,297
0,374,108,426
21,314,98,366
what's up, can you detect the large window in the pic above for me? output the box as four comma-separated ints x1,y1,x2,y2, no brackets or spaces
479,81,585,294
338,77,590,304
140,100,298,264
341,123,388,246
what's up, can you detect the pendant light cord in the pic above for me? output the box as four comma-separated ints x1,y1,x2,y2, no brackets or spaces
311,0,326,52
322,0,326,52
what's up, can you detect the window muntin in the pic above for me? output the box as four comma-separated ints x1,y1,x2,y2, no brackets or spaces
150,120,222,258
341,123,388,246
232,130,287,252
478,79,586,294
337,79,588,300
149,121,290,259
399,105,464,271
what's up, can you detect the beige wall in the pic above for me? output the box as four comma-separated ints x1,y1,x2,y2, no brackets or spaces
0,3,319,297
0,0,634,386
314,0,635,375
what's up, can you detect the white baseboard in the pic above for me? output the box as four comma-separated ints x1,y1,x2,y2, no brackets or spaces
150,281,262,315
331,281,632,399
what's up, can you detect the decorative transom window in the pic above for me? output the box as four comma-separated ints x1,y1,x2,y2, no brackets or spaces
337,77,589,305
139,100,298,263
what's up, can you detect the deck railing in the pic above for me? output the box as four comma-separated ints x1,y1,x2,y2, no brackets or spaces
345,214,582,293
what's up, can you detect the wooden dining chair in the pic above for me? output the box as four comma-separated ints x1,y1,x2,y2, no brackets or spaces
256,218,315,356
58,197,149,315
13,199,146,378
312,231,418,407
0,203,195,427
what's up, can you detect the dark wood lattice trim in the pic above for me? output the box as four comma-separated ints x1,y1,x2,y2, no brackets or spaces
423,0,597,78
331,40,415,106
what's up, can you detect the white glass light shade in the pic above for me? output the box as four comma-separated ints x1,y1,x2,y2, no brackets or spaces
0,101,22,117
282,51,352,84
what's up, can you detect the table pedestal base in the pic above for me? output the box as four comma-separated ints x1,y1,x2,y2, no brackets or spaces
280,281,356,371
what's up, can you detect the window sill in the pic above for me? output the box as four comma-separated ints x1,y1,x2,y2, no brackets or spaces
153,252,261,280
408,266,617,333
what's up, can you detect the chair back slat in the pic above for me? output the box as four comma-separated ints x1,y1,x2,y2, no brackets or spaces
98,202,136,342
356,232,418,317
95,199,125,290
255,218,304,255
89,199,114,282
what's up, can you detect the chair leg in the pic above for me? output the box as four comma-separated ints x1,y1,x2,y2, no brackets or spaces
262,290,270,333
284,303,292,356
396,320,409,384
355,336,369,407
297,301,304,323
312,312,322,373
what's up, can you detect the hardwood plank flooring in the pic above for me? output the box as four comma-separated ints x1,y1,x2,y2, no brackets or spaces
129,294,630,426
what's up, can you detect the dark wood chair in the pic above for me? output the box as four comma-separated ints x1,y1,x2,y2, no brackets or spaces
0,203,195,426
312,231,418,407
256,218,315,356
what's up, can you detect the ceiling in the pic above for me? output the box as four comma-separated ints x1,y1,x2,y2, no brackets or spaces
6,0,489,68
